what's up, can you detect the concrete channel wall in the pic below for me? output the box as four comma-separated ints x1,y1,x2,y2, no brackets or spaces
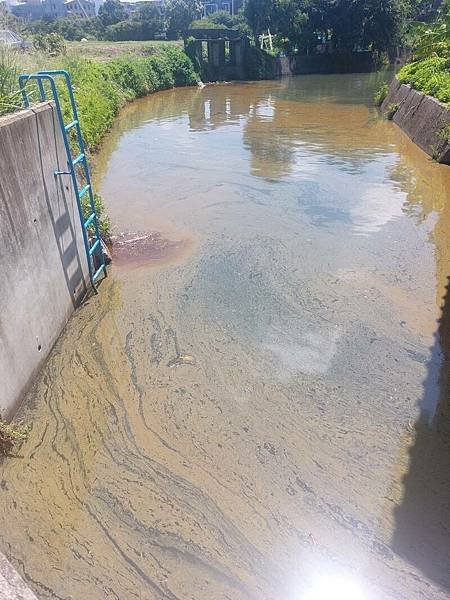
382,79,450,164
0,102,89,417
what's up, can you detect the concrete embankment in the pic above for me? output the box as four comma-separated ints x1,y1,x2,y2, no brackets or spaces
0,102,89,417
382,78,450,164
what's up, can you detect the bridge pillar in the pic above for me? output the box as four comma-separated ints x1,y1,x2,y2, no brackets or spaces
208,40,225,67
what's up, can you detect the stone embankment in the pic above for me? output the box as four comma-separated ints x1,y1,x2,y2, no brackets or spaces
382,78,450,164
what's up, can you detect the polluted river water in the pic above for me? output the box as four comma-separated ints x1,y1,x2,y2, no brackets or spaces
1,73,450,600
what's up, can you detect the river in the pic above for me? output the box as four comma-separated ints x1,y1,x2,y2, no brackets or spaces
0,73,449,600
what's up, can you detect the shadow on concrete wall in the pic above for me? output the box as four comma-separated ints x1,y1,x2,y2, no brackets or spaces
33,107,87,306
392,275,450,591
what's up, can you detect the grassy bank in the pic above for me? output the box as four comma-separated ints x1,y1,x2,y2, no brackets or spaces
58,46,199,149
1,44,198,149
65,40,182,62
397,56,450,104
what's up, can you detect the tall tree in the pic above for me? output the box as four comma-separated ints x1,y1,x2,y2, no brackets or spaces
137,3,166,38
273,0,309,51
164,0,202,39
329,0,367,51
362,0,412,50
240,0,414,53
244,0,274,43
98,0,127,28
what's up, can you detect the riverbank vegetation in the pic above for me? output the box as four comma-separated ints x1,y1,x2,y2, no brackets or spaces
65,39,182,61
398,56,450,103
61,46,199,149
243,0,441,55
2,0,439,53
397,0,450,103
0,44,198,147
0,45,20,116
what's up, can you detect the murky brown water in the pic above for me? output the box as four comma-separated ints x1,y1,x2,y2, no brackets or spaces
1,74,450,600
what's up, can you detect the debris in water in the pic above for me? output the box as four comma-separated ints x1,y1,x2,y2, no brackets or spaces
167,354,196,368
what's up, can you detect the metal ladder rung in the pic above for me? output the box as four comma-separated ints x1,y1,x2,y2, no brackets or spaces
84,212,96,228
73,153,85,166
89,238,100,256
92,264,105,283
65,120,78,131
79,184,90,198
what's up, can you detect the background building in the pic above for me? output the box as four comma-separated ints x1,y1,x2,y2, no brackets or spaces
10,0,97,19
200,0,243,16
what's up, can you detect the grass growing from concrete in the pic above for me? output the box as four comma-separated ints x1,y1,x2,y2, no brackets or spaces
374,82,389,106
0,419,30,455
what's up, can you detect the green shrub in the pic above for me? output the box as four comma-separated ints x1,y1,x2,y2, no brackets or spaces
33,32,67,56
108,57,149,98
61,58,123,148
245,46,277,80
374,82,389,106
54,46,198,149
81,193,111,240
398,56,450,104
190,18,227,29
145,52,175,88
387,102,400,119
104,20,144,41
190,10,234,29
438,122,450,141
0,46,22,116
161,45,199,86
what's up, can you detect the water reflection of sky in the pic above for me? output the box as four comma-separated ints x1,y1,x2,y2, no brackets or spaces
97,74,450,597
99,75,450,249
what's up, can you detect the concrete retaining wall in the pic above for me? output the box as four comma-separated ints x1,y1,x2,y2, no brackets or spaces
382,79,450,164
0,103,89,417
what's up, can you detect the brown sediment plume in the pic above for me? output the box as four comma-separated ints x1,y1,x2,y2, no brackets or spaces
111,232,194,269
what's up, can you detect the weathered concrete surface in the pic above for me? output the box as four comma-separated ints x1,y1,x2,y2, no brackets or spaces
0,552,38,600
0,103,89,417
382,78,450,164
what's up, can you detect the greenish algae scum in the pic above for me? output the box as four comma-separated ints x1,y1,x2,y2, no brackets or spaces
1,74,449,600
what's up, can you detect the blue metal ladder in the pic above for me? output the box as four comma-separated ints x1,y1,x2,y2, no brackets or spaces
18,69,107,289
